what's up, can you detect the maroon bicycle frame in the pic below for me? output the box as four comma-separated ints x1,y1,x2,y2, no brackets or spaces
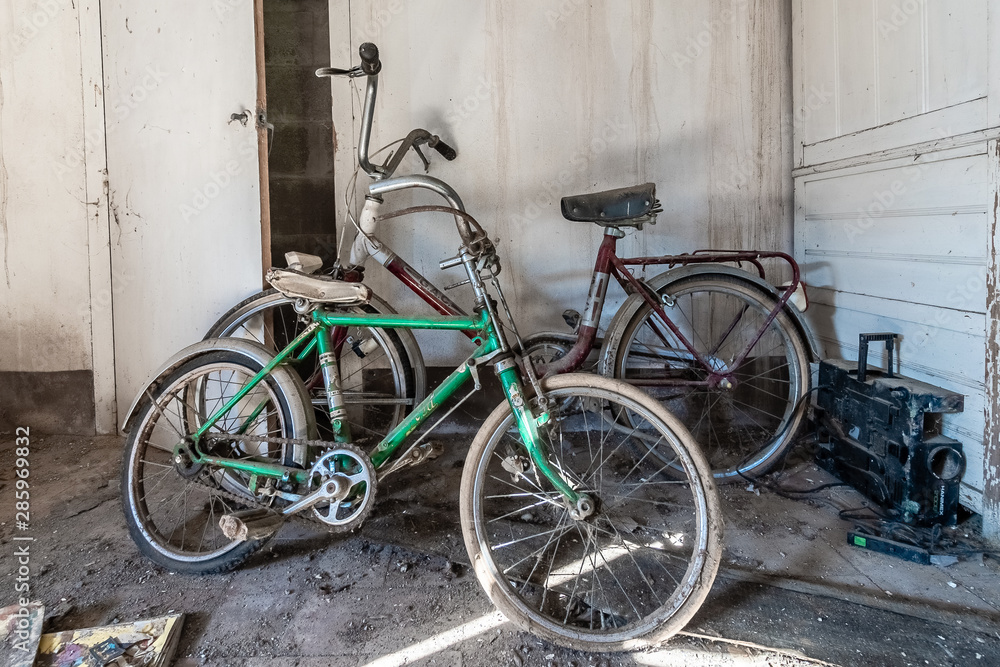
536,229,801,388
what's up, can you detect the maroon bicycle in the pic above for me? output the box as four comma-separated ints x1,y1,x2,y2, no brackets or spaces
521,183,818,482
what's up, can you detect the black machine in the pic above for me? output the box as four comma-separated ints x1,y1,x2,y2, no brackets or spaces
817,333,966,526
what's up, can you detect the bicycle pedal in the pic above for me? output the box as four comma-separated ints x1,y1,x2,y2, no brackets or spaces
219,508,285,542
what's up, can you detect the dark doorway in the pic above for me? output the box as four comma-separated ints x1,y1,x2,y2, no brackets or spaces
263,1,338,268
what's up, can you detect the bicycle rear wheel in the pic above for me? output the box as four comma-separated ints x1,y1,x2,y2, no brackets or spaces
605,273,810,482
121,349,309,574
460,374,722,652
206,289,417,446
521,334,573,374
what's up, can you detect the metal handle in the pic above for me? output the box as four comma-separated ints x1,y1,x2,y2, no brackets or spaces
857,332,898,383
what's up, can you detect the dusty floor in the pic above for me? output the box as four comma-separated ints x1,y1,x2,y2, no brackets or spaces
1,432,999,667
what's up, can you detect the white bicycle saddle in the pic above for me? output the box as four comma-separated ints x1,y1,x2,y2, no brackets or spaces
265,268,371,305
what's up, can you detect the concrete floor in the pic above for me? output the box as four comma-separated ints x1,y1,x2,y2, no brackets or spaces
1,432,998,666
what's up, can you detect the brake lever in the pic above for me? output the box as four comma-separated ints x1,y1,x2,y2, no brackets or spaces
412,144,431,172
314,65,366,78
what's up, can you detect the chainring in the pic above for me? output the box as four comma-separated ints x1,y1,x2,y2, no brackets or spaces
194,434,376,533
308,443,377,532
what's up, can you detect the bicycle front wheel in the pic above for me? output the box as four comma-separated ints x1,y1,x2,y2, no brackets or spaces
206,289,416,445
460,374,722,652
607,274,811,482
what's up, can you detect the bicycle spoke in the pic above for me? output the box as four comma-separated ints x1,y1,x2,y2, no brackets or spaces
509,511,572,582
486,471,563,508
487,498,559,524
561,522,592,626
136,460,179,504
590,521,684,588
537,512,571,616
605,455,687,511
606,520,663,608
579,416,643,486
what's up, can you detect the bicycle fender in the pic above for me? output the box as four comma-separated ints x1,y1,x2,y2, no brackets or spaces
597,264,823,377
120,338,317,442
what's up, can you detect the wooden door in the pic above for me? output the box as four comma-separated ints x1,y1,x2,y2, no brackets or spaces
101,0,269,419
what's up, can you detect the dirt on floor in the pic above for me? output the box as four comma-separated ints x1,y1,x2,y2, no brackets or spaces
0,433,998,666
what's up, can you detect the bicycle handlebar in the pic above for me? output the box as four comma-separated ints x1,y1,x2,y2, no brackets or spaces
316,43,457,181
439,254,465,271
431,138,457,161
314,66,360,78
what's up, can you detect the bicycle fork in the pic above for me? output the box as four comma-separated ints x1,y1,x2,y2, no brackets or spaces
493,362,595,520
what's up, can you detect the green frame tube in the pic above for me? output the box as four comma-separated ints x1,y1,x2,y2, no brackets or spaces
192,322,320,445
370,339,495,468
314,308,490,331
495,365,579,503
185,304,579,505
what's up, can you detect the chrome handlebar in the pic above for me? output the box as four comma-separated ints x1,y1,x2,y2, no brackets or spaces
316,43,456,182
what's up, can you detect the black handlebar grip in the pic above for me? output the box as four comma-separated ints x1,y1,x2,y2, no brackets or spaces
359,42,381,75
432,139,457,161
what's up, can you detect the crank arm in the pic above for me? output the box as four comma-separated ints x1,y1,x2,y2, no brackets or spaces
281,475,349,516
280,470,367,516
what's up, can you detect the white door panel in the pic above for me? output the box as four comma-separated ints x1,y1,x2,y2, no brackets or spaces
925,1,988,110
836,0,878,136
802,215,987,259
102,1,263,419
875,0,923,125
803,153,988,215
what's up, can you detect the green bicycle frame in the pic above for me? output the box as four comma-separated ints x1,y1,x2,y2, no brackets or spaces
184,306,580,504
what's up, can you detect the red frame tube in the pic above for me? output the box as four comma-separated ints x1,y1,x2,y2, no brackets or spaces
536,231,802,387
384,254,479,340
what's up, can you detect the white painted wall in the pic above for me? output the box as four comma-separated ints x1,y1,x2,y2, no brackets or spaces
791,0,1000,511
0,1,92,370
0,0,114,430
327,0,794,365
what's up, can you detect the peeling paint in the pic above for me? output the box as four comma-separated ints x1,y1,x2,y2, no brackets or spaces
984,138,1000,542
628,1,658,182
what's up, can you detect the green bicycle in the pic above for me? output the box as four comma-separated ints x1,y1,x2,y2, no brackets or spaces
120,43,722,654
